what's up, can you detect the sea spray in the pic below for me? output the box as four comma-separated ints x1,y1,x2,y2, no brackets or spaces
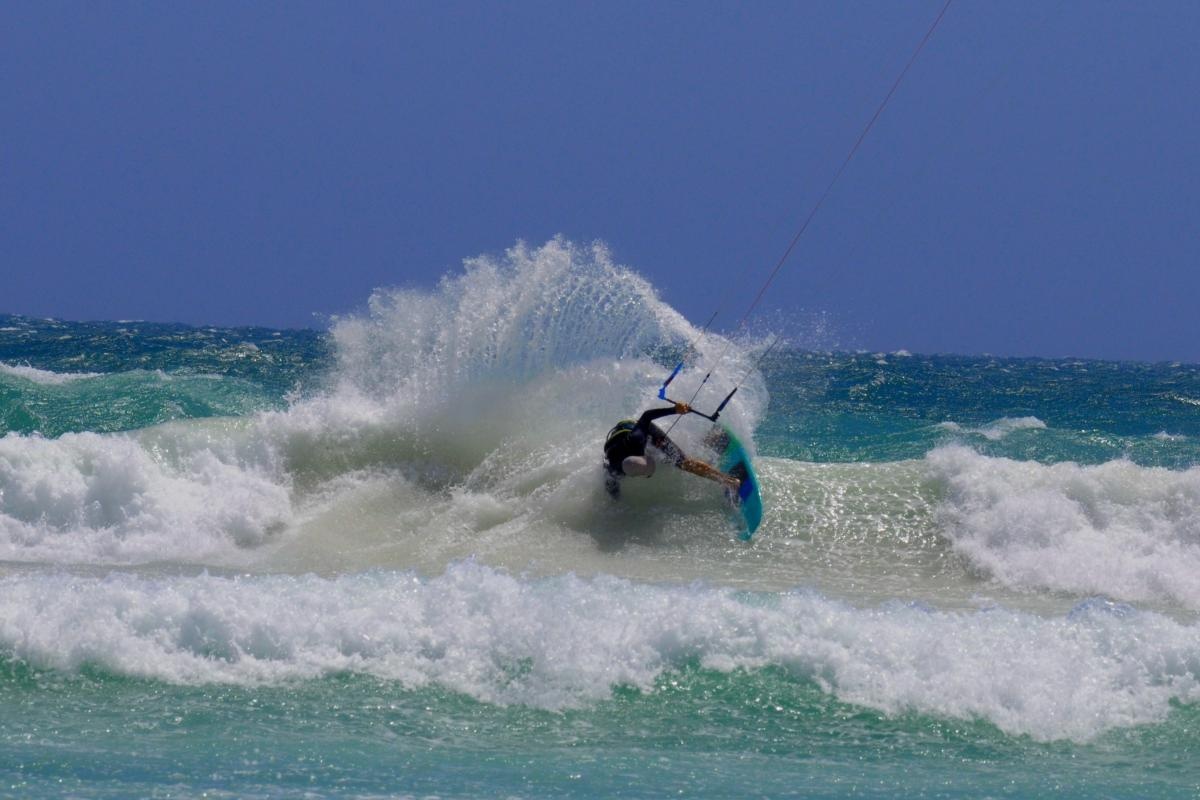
0,240,768,568
317,237,766,439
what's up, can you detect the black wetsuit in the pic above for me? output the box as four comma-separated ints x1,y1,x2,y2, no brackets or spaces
603,407,686,480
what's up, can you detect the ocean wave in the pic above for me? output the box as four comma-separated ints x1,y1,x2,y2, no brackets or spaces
927,445,1200,608
0,362,100,385
936,416,1047,441
0,425,292,563
0,563,1195,742
0,366,286,439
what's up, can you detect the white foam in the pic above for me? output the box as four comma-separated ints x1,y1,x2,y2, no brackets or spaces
928,445,1200,609
0,426,292,564
938,417,1047,441
0,362,100,385
975,416,1046,440
0,563,1195,742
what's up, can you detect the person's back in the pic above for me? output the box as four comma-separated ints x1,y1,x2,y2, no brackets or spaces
603,402,738,498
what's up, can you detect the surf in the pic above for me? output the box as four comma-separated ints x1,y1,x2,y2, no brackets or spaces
2,561,1196,743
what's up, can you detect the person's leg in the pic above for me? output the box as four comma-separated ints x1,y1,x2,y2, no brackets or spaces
678,458,739,490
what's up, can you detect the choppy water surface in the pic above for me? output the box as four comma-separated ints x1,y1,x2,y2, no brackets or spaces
2,240,1198,797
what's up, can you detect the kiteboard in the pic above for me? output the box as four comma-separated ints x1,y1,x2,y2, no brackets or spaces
706,425,763,540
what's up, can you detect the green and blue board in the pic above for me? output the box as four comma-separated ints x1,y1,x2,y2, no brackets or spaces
708,425,763,539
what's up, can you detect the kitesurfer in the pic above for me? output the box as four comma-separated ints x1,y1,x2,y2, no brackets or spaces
603,402,739,498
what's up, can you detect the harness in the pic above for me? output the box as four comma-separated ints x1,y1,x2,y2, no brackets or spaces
605,419,636,448
603,419,639,475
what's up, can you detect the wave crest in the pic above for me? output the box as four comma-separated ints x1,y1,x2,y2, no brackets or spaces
2,563,1195,742
929,445,1200,608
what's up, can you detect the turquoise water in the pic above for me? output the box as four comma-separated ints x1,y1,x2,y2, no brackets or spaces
6,667,1197,798
2,241,1198,797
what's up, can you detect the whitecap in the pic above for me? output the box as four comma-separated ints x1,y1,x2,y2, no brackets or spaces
1,563,1195,743
927,445,1200,609
0,362,100,385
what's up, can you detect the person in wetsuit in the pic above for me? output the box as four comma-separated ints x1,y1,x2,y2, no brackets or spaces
603,402,739,498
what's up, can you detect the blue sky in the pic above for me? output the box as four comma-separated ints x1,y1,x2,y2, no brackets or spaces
3,1,1198,362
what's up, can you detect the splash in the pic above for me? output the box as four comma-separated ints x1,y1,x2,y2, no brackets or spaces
0,239,768,567
330,238,693,402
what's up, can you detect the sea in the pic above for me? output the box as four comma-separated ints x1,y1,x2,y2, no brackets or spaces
1,240,1198,798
